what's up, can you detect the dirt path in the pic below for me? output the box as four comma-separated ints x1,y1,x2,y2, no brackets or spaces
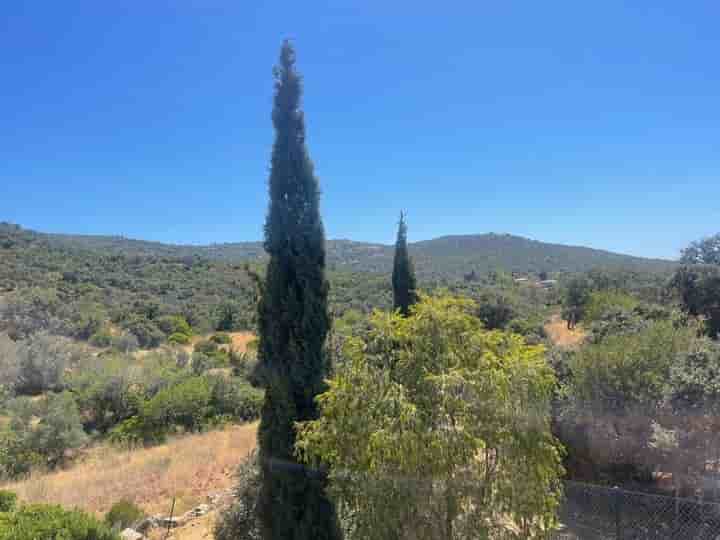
544,314,586,348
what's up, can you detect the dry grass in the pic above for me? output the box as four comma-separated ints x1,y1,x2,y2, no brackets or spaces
1,422,258,517
544,314,586,349
228,332,255,353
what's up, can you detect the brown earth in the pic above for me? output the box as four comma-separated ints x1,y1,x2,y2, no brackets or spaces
544,313,586,348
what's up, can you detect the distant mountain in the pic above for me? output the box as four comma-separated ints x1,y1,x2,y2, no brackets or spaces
5,224,675,279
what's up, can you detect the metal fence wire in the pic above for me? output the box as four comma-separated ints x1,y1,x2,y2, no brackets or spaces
555,480,720,540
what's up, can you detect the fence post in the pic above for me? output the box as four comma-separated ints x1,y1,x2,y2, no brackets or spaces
613,486,621,540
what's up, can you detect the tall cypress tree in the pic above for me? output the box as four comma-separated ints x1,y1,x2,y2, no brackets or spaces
255,41,341,540
392,212,418,316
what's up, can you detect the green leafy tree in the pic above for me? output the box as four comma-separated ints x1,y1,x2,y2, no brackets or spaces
297,295,564,539
680,233,720,265
562,276,592,329
32,391,87,468
391,212,418,316
672,264,720,338
254,40,341,540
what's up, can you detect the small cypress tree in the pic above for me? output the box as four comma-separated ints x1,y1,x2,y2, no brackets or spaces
255,41,341,540
392,212,418,316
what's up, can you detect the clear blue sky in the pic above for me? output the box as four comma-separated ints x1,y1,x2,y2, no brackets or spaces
2,1,719,259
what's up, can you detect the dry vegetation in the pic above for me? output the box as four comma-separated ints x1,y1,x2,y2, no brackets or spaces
1,422,258,517
544,313,586,348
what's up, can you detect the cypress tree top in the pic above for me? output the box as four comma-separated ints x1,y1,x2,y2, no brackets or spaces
392,211,418,317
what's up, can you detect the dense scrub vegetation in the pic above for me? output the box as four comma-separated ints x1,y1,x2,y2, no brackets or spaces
0,495,118,540
297,295,563,539
0,337,262,479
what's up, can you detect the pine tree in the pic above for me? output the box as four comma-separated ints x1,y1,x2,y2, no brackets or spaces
392,212,418,316
255,41,341,540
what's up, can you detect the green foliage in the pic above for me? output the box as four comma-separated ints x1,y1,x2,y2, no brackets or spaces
109,375,262,444
297,294,564,539
30,392,87,468
255,41,341,540
208,376,263,422
137,376,213,441
680,233,720,265
584,290,639,323
475,288,518,329
156,315,192,337
0,491,16,513
167,332,191,345
67,356,141,433
565,320,693,412
557,321,697,482
13,334,76,395
562,276,592,328
672,264,720,338
104,499,145,530
0,393,86,476
88,330,113,348
0,503,118,540
121,315,164,349
194,339,218,355
391,212,418,317
210,333,232,345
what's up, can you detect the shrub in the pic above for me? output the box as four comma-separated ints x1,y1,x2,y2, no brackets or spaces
122,317,164,349
31,391,87,468
584,290,639,323
208,376,263,422
89,331,113,348
0,503,118,540
194,339,218,355
191,353,212,375
167,332,191,345
210,333,232,345
475,289,518,329
156,315,192,337
111,333,139,354
14,334,75,395
68,358,141,433
104,499,144,530
0,491,17,513
214,452,261,540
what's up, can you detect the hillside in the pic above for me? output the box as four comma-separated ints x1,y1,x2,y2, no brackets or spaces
9,224,676,279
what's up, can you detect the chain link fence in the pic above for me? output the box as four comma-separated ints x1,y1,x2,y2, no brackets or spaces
554,480,720,539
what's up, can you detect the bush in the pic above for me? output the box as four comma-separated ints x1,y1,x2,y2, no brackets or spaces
167,332,191,345
122,316,164,349
89,331,113,348
0,491,17,513
210,333,232,345
475,289,518,329
194,339,218,355
156,315,192,337
111,333,139,353
214,452,261,540
0,503,118,540
31,391,87,468
67,357,141,433
14,334,75,395
208,376,263,422
584,290,638,323
104,499,144,530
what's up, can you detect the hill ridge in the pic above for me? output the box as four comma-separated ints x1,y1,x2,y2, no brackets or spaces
0,222,676,279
